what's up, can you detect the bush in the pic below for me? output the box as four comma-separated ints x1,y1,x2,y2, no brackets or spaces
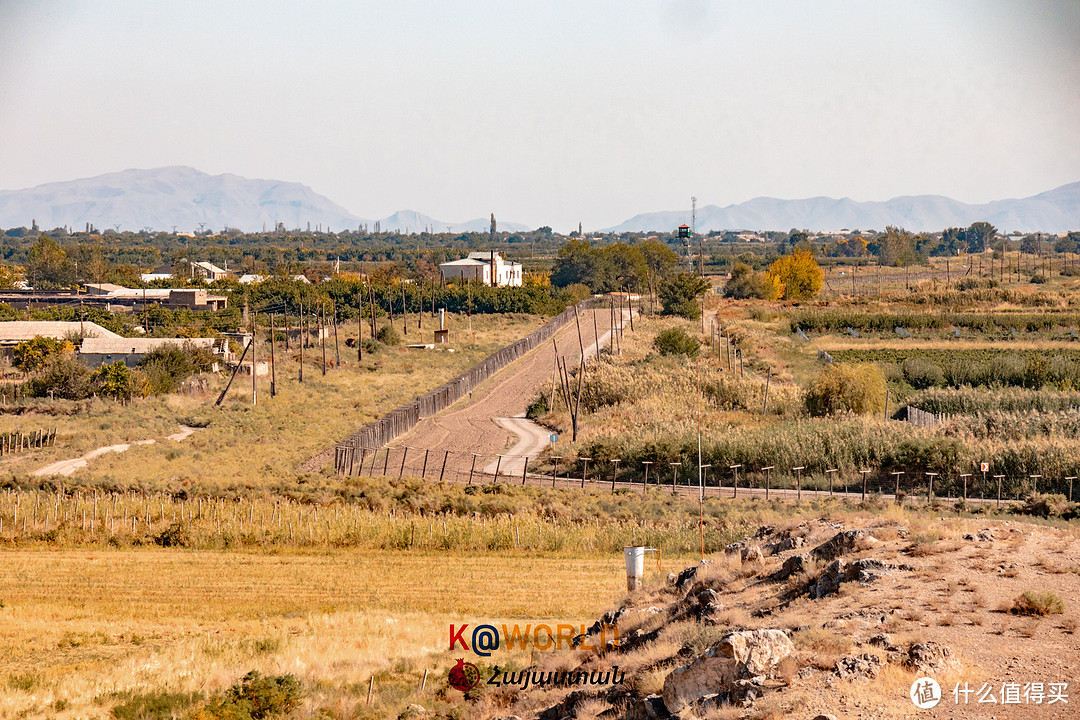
1030,274,1048,284
138,342,217,395
27,356,93,400
805,363,887,416
1019,492,1071,518
361,338,380,354
376,325,401,346
658,273,710,319
723,263,782,301
653,328,700,358
92,361,135,401
192,672,301,720
526,393,549,418
110,690,202,720
13,336,74,373
1011,590,1065,616
901,357,944,389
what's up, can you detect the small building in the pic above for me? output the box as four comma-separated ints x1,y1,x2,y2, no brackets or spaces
82,284,227,311
0,321,120,355
78,336,222,368
439,251,522,287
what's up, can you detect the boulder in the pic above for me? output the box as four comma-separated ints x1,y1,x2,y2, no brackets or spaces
812,715,838,720
867,633,895,649
661,629,795,712
904,641,960,674
777,535,806,552
835,653,883,681
741,545,765,564
811,529,876,562
615,695,666,720
778,552,811,580
675,561,710,589
810,559,848,599
851,558,891,582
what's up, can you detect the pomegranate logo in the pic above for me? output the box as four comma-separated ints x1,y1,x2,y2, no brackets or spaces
448,658,481,692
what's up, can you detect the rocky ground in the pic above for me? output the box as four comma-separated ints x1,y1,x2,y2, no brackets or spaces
471,513,1079,720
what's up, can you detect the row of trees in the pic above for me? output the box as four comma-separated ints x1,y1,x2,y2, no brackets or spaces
724,249,825,301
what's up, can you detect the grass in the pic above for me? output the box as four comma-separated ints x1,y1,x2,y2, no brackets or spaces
0,312,546,488
1010,590,1066,616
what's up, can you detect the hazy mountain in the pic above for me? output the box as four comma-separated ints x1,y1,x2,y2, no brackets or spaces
605,182,1080,234
0,167,529,234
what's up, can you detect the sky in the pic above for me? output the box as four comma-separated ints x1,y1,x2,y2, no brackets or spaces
1,0,1078,232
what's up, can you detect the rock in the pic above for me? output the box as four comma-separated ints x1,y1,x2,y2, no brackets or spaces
399,704,426,719
812,715,838,720
725,540,747,555
904,641,960,674
488,717,522,720
741,545,765,564
867,633,894,649
851,557,891,583
667,572,677,584
977,528,995,541
835,653,883,681
778,535,806,551
675,561,710,589
811,529,876,562
639,606,664,615
661,629,795,712
810,559,848,599
778,552,811,580
754,525,776,539
616,695,666,720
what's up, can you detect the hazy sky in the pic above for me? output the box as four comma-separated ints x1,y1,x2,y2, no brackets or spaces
1,0,1078,231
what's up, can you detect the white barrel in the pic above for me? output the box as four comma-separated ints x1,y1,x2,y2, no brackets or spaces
624,546,646,591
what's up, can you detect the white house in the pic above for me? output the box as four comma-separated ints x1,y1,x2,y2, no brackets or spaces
78,337,222,368
439,252,522,287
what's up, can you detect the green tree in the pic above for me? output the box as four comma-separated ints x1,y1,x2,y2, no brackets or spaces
658,272,710,319
12,336,74,373
653,327,700,357
765,248,824,300
876,226,922,267
25,235,75,288
0,264,25,289
965,221,997,253
723,262,782,300
92,361,135,401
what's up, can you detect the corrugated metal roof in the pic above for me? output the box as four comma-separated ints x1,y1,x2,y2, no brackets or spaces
0,321,122,342
79,337,217,355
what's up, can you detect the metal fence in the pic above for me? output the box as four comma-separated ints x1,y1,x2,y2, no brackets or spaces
315,299,600,474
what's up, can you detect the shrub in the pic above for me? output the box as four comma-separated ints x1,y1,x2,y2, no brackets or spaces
153,522,193,548
658,273,710,319
1011,590,1065,616
361,338,380,354
805,363,887,416
13,336,75,373
766,249,823,301
27,356,93,399
138,342,217,395
723,262,782,301
92,361,135,401
1019,493,1071,518
110,690,202,720
376,325,401,346
526,393,549,418
653,328,700,358
1030,274,1048,284
901,357,944,389
191,672,301,720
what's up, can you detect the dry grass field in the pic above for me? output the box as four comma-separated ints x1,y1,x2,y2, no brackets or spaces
0,312,546,489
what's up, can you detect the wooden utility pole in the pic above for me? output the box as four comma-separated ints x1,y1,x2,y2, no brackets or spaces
332,302,340,367
251,313,257,405
283,302,290,350
215,334,252,406
269,313,277,397
320,303,327,375
298,300,304,383
357,294,363,361
401,283,408,336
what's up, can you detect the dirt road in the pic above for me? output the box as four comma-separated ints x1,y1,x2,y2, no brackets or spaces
395,307,629,468
32,426,199,477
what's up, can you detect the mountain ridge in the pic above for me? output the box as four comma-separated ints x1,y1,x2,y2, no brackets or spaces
605,182,1080,234
0,166,529,234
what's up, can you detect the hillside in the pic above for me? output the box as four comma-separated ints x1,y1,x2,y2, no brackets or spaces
0,166,529,234
607,182,1080,234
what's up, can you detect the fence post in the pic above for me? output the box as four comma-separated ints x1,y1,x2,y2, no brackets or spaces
611,459,620,493
761,466,773,500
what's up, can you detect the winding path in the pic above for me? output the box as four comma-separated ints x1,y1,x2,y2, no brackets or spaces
32,426,199,477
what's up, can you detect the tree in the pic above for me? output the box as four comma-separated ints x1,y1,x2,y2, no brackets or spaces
965,221,997,253
26,235,75,288
0,264,25,290
92,361,135,401
12,336,74,374
765,248,823,300
876,226,922,267
653,327,700,358
1020,234,1042,255
658,272,710,319
723,262,782,300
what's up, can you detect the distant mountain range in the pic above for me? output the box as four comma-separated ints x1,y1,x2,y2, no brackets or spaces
605,182,1080,234
2,167,1077,235
0,166,529,234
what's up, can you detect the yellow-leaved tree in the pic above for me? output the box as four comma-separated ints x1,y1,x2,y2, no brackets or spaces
766,248,824,300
